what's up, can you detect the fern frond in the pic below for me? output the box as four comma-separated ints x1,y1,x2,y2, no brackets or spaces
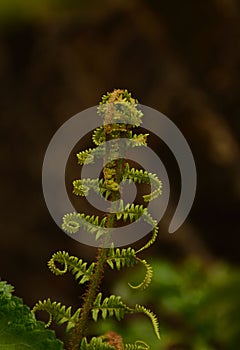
76,148,95,165
72,178,100,196
72,178,119,201
123,164,162,202
72,179,98,196
80,337,115,350
62,212,107,240
92,126,106,145
128,258,153,290
97,101,143,127
131,133,149,147
113,203,159,252
106,247,152,290
137,225,159,254
100,89,136,105
110,123,129,135
91,293,132,322
115,203,146,223
92,124,129,146
134,305,160,340
48,251,95,285
124,341,150,350
106,246,137,270
76,144,106,165
32,299,81,332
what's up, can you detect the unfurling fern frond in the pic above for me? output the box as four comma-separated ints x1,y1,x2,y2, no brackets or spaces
48,251,95,285
128,258,153,290
62,212,107,239
130,133,149,147
106,246,137,270
32,299,81,332
100,89,136,105
106,247,152,290
123,164,162,202
80,337,115,350
97,98,143,127
115,203,146,222
92,124,129,146
92,126,106,146
136,212,159,253
134,305,160,340
91,293,132,322
72,178,119,201
76,148,95,165
124,341,150,350
72,179,99,196
76,144,106,165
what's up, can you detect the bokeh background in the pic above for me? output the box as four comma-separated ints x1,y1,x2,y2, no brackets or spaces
0,1,240,349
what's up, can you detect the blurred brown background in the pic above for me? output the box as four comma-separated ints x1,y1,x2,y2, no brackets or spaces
0,0,239,311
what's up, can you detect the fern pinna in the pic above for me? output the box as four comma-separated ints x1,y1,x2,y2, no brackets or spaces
33,89,162,350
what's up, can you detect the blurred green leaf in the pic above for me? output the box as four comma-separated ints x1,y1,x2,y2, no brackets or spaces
0,281,63,350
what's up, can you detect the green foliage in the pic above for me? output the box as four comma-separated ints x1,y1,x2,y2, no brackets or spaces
0,281,63,350
122,165,162,202
92,293,131,322
32,298,81,332
31,89,162,349
79,336,115,350
48,251,95,285
106,246,153,290
106,246,137,270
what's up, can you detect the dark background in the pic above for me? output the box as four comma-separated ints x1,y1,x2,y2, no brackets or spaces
0,0,239,313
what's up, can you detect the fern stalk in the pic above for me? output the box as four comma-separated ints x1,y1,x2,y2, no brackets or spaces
67,248,108,349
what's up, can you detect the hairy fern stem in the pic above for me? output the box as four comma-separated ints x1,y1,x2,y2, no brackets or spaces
67,247,108,349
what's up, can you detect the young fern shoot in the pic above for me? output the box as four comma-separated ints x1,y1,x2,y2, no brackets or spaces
33,89,162,350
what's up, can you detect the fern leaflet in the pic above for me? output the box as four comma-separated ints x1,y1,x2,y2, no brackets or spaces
91,293,132,322
124,341,150,350
134,305,160,340
32,299,81,332
48,251,95,285
80,337,115,350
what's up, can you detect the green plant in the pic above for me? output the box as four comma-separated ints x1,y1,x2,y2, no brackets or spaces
0,281,63,349
33,89,162,349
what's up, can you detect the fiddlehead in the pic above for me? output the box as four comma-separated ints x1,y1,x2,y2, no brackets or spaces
32,299,81,332
48,251,95,285
62,212,107,239
128,258,153,290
